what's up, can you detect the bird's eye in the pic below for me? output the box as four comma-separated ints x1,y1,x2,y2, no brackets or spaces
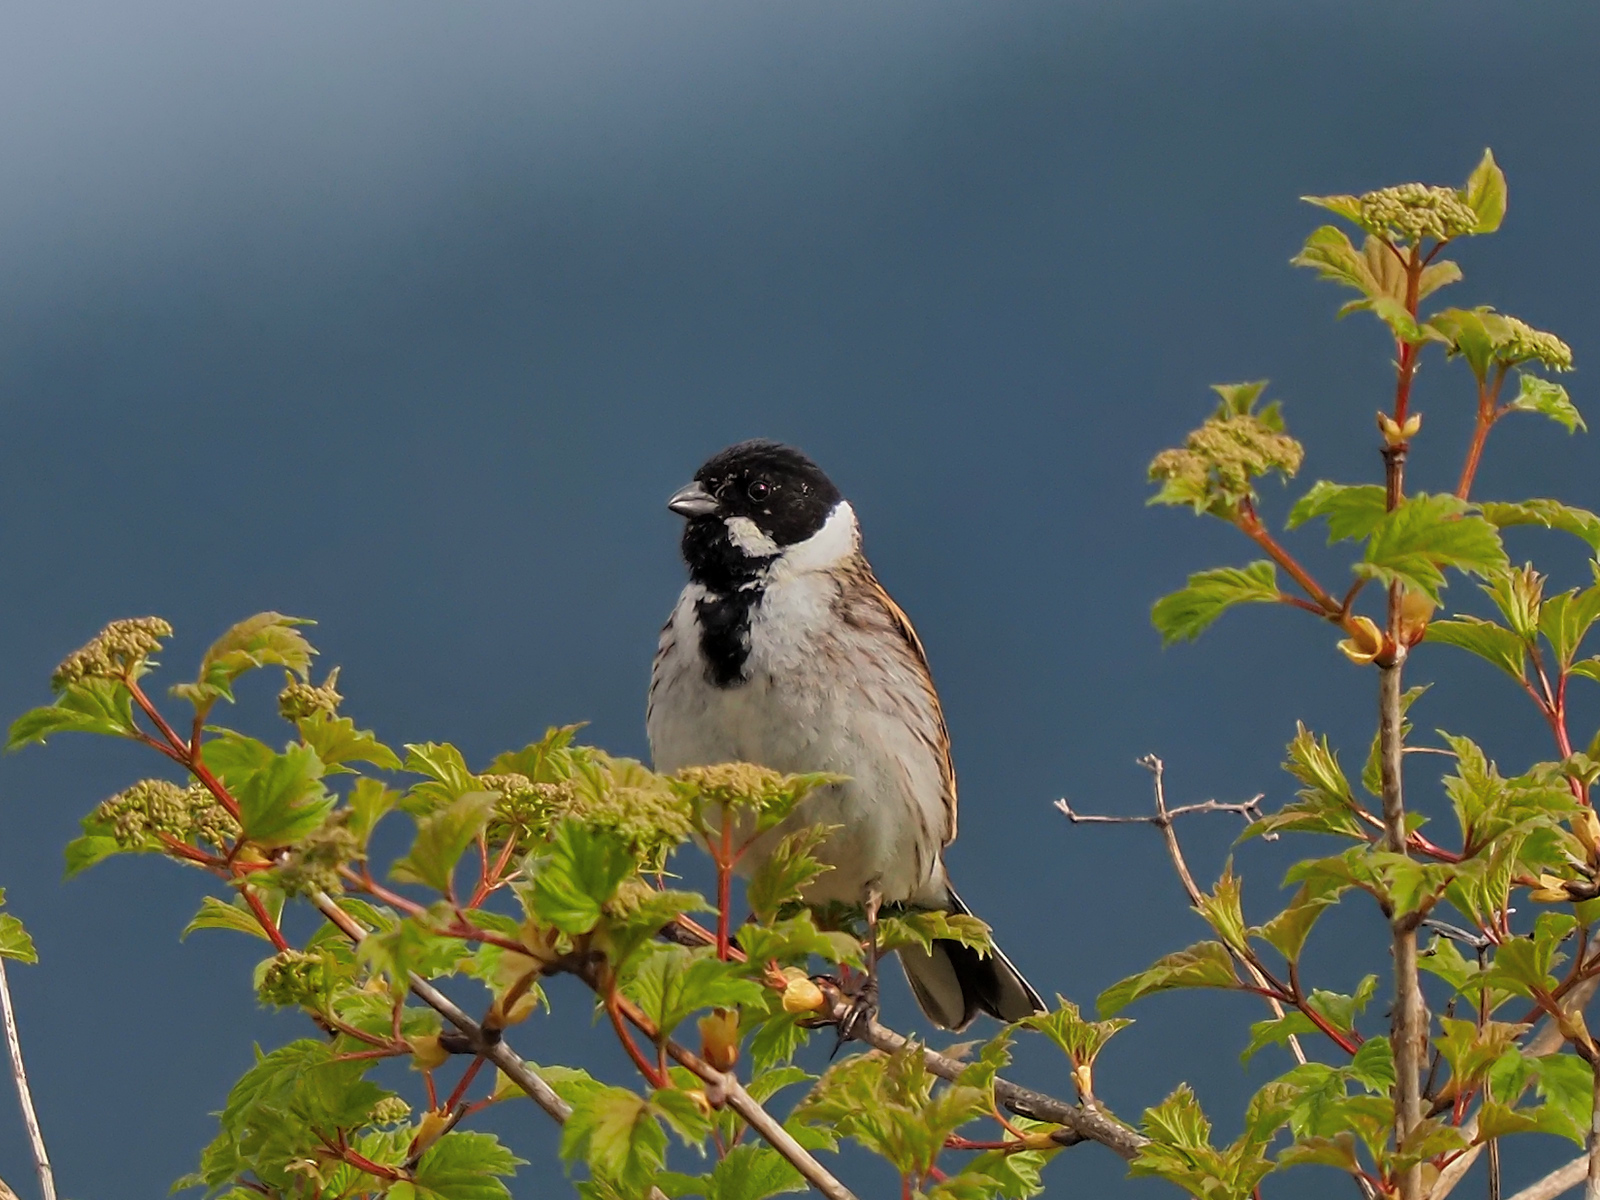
747,480,771,502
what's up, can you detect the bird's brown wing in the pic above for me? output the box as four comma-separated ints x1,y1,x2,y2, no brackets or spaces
836,556,959,846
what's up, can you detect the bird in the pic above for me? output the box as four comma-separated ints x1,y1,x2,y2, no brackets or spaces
646,438,1045,1033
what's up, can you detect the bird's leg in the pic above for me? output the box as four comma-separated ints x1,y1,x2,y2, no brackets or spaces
834,887,882,1052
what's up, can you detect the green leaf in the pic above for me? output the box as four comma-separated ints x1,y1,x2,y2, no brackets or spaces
1247,723,1370,842
1428,307,1498,379
348,777,402,846
1304,975,1378,1042
1250,883,1338,964
1424,618,1527,681
6,678,137,750
1539,584,1600,668
182,895,278,942
391,792,497,896
298,714,402,773
1419,934,1478,992
62,834,123,878
623,946,765,1039
745,826,833,923
235,744,334,846
171,613,316,713
1480,499,1600,554
524,820,636,935
1507,372,1584,433
402,742,482,815
658,1144,807,1200
561,1085,667,1197
736,913,860,971
876,909,992,957
402,1130,523,1200
1348,1036,1395,1093
1286,481,1388,543
1151,561,1279,645
1462,148,1507,233
1240,1012,1316,1065
1097,941,1241,1017
1356,493,1508,603
1015,996,1131,1068
200,729,277,791
0,905,37,964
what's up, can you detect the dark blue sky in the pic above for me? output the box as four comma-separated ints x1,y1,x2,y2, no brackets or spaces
2,3,1599,1196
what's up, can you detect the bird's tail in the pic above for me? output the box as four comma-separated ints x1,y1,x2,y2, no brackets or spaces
895,887,1045,1031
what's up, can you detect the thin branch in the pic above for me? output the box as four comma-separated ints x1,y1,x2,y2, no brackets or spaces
593,981,860,1200
1059,757,1306,1066
821,992,1134,1156
1504,1155,1585,1200
0,959,54,1200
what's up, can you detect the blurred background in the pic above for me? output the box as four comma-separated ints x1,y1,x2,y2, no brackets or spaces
1,2,1598,1195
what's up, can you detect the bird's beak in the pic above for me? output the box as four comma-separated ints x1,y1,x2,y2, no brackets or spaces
667,480,720,517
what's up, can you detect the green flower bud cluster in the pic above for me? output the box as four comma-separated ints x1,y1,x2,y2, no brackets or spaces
674,763,795,813
1502,317,1574,371
1356,183,1480,244
272,818,361,896
278,668,343,721
369,1096,412,1125
482,767,692,872
52,617,173,690
257,949,333,1009
93,778,242,850
1149,415,1304,513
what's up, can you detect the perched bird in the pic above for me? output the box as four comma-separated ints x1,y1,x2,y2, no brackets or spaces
647,439,1044,1032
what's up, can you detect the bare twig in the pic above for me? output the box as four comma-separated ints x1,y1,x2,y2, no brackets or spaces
1058,757,1306,1067
0,1173,20,1200
0,959,54,1200
1505,1155,1585,1200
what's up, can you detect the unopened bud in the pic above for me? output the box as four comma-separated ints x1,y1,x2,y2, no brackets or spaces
490,988,540,1029
1575,810,1600,859
412,1109,451,1157
1020,1127,1065,1151
782,976,826,1014
1338,616,1385,665
698,1008,740,1072
408,1033,451,1071
1398,589,1435,644
684,1088,714,1118
1530,874,1573,903
1071,1063,1093,1100
1558,1008,1595,1053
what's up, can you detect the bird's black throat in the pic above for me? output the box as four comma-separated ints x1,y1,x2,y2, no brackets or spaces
682,516,773,688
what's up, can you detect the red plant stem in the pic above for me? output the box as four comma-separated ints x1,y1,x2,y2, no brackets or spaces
339,1146,403,1182
944,1136,1028,1152
124,678,243,824
343,866,428,917
716,808,734,961
467,837,521,909
154,832,223,867
606,990,667,1089
1236,504,1344,617
242,887,290,952
334,1047,406,1062
444,1057,487,1112
1288,964,1362,1055
1456,366,1509,501
424,1071,439,1110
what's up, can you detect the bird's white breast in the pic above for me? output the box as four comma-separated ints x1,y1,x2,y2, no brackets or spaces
647,504,949,906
